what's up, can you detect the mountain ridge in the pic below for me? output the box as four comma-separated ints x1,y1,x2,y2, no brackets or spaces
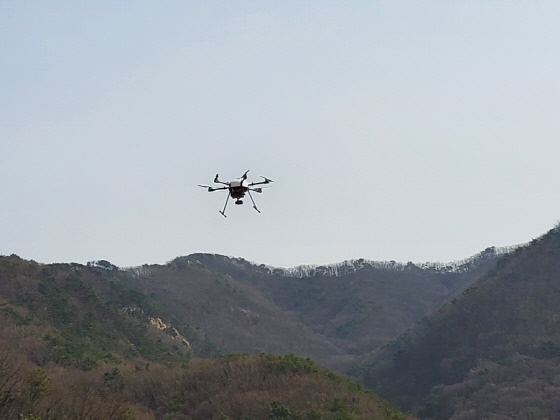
2,243,509,373
2,238,535,420
143,243,521,277
150,247,504,371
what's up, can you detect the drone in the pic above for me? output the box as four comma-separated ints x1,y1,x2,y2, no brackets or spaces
199,170,273,217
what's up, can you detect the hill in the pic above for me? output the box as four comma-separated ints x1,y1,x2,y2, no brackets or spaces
0,245,505,374
0,256,201,368
364,225,560,419
0,244,510,419
0,348,413,420
0,255,412,420
171,250,503,370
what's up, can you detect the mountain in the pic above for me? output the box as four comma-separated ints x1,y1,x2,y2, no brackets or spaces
0,255,412,420
0,243,511,419
171,250,504,370
0,245,506,373
364,225,560,419
0,256,202,368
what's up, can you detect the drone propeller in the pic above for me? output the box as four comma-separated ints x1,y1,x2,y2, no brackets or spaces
198,185,227,192
249,176,273,187
249,185,273,193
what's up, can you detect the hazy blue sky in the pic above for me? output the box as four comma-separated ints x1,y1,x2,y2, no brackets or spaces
2,1,559,268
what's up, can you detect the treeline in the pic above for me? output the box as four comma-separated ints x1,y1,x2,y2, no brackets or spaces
180,248,510,279
0,350,411,420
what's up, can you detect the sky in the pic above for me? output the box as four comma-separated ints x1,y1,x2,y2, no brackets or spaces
2,1,560,269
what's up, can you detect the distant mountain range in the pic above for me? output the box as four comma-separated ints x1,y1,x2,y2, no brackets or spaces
3,225,559,419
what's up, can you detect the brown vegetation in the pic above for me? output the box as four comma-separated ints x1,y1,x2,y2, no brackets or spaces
0,347,412,420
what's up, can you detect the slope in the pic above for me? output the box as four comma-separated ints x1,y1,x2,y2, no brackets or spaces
117,258,342,363
0,255,200,368
178,250,502,370
0,256,413,420
0,348,414,420
365,225,560,419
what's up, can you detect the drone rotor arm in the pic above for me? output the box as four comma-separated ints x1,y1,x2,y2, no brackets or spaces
198,185,228,192
249,176,273,187
213,174,230,186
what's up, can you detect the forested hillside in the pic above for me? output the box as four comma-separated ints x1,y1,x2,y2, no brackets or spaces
0,256,203,367
176,250,501,370
0,255,412,420
365,225,560,419
0,346,412,420
0,242,510,419
0,245,504,373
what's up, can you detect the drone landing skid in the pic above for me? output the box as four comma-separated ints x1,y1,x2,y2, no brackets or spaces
219,194,260,217
247,190,261,213
219,193,230,217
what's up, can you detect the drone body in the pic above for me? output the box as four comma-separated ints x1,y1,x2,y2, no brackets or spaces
199,170,272,217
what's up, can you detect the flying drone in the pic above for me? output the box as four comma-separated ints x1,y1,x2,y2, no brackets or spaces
198,170,273,217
